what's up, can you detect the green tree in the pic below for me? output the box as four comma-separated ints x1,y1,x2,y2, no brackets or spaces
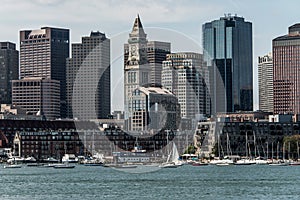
283,135,300,159
184,144,197,154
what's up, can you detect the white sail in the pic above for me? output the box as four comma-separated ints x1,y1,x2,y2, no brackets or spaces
171,142,179,164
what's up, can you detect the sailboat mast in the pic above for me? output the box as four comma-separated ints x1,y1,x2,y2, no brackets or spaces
245,132,248,158
253,131,257,158
227,133,229,156
297,141,299,161
288,142,291,160
283,142,285,161
276,142,279,160
266,142,269,159
218,132,221,158
271,142,274,161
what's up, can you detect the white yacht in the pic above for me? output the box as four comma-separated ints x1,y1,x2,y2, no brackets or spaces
210,157,234,165
62,154,78,163
235,159,256,165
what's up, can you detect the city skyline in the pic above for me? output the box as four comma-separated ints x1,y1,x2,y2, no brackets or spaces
1,1,300,111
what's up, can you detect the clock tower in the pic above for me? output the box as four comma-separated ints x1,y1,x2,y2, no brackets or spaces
124,15,150,125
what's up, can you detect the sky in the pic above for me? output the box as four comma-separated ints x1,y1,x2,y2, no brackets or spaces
1,0,300,112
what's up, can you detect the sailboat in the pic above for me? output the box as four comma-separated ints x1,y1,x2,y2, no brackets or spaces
159,142,182,168
290,141,300,166
235,131,255,165
210,132,234,165
269,142,289,166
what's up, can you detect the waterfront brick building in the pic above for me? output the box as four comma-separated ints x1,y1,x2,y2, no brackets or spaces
13,131,82,160
0,119,192,160
195,120,300,159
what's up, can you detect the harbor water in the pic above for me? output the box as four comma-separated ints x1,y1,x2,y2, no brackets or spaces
0,164,300,200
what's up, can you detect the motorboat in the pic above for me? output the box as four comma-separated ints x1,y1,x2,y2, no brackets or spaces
24,156,37,163
4,164,22,169
53,163,75,169
210,158,234,165
27,163,43,167
82,153,104,166
255,158,269,165
192,162,209,166
43,157,59,163
216,163,230,166
62,154,78,163
113,164,138,169
235,159,256,165
290,161,300,166
269,160,289,166
7,157,24,164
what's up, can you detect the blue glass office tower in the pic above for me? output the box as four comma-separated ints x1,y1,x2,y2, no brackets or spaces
203,14,253,115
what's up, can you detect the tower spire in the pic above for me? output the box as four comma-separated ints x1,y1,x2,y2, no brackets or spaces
130,14,146,37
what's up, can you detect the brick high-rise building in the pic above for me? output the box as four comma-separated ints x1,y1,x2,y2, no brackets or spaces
19,27,69,117
273,24,300,114
12,78,60,120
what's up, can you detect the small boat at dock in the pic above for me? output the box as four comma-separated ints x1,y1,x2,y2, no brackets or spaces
53,163,75,169
4,164,22,169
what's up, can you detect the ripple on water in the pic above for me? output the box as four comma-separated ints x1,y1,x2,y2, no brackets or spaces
0,165,300,200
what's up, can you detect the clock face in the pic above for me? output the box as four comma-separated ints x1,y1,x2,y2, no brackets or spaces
131,45,137,56
131,45,136,51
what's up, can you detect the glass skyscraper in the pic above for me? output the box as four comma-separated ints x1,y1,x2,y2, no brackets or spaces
203,14,253,115
0,42,18,105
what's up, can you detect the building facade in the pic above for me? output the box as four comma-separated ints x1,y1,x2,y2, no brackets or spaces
66,31,110,120
203,14,253,114
12,78,60,120
161,52,209,120
20,27,69,117
258,53,273,113
273,24,300,114
147,41,171,85
0,42,19,104
13,131,82,160
128,85,180,132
